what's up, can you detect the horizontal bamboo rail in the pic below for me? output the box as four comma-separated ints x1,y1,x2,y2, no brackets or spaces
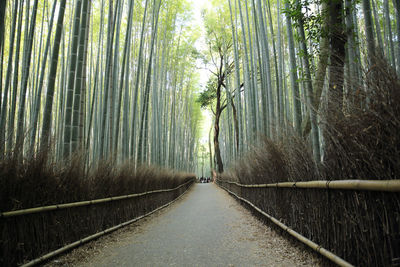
1,179,193,218
217,183,354,267
21,181,193,267
222,179,400,192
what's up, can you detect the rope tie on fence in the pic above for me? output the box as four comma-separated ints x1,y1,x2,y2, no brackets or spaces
326,180,331,189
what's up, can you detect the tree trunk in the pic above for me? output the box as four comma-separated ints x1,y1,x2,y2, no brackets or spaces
130,0,149,160
230,98,239,155
214,55,225,174
362,0,376,68
384,0,396,68
228,0,242,156
393,0,400,74
214,109,224,173
41,0,67,150
209,123,214,175
0,0,6,55
371,0,384,54
327,0,346,118
138,0,161,164
296,0,321,161
30,1,57,153
0,0,18,155
0,0,6,118
285,0,302,134
63,0,82,158
16,0,39,154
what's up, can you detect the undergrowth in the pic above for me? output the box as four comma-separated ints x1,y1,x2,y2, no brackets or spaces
0,150,194,212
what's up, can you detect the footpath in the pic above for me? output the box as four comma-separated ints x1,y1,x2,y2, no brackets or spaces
49,183,321,266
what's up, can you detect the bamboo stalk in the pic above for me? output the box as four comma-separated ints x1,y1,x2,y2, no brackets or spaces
217,183,354,267
21,182,193,267
221,179,400,192
1,179,193,218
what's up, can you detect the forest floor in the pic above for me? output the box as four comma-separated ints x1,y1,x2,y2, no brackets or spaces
45,184,323,267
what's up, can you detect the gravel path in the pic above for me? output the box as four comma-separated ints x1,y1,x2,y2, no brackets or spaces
49,183,322,267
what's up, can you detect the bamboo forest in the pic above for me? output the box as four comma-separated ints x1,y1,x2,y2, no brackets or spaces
1,0,400,266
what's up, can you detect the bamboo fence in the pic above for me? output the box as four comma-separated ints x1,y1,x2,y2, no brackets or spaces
217,182,354,267
20,181,194,267
222,179,400,192
0,179,193,218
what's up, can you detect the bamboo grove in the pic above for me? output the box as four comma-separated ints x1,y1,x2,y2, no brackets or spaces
0,0,202,171
198,0,400,173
